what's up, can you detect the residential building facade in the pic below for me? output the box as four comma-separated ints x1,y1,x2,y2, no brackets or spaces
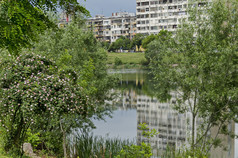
86,12,136,43
136,0,188,35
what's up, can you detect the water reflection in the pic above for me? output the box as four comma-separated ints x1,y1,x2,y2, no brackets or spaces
119,76,190,156
93,69,237,158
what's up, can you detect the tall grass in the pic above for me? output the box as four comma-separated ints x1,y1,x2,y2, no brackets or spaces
68,132,134,158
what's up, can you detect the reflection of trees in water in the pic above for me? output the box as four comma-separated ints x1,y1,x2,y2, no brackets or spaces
119,87,237,158
111,70,237,157
118,71,158,98
117,71,190,155
116,85,191,156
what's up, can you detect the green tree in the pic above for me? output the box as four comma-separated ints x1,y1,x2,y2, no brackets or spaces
142,30,172,49
33,23,116,102
142,34,157,49
32,24,118,156
147,0,238,156
109,36,131,52
0,0,89,55
130,33,145,51
100,41,110,50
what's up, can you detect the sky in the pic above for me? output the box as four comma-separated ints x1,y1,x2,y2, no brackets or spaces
80,0,136,17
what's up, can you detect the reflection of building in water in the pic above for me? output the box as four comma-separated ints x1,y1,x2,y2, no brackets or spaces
136,94,191,155
117,87,192,155
118,87,238,157
107,70,237,157
210,122,237,158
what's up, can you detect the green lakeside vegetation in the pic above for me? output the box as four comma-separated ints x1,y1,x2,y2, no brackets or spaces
0,0,237,158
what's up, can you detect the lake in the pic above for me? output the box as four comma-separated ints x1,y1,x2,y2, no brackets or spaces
92,69,238,158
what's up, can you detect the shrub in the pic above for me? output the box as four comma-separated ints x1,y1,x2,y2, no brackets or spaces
0,53,92,155
116,123,158,158
140,58,149,66
114,57,123,65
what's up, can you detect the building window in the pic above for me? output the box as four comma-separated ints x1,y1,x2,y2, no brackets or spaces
150,7,157,11
141,2,149,6
151,14,158,18
151,26,158,30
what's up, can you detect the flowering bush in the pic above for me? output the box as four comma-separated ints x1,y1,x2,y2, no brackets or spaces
0,53,92,154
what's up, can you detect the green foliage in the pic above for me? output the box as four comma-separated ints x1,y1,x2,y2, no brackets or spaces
144,30,173,63
0,53,92,155
32,23,118,157
109,36,131,52
142,30,172,49
116,142,152,158
70,131,133,158
130,34,145,51
114,57,123,65
100,41,110,50
147,0,238,155
139,123,159,139
164,146,206,158
33,23,116,102
26,129,41,149
0,0,89,55
140,58,150,66
116,123,158,158
142,34,157,49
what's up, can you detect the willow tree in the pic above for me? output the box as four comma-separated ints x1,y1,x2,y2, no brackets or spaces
147,0,238,156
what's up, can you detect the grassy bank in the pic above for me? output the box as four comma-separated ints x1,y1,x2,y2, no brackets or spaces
107,52,148,69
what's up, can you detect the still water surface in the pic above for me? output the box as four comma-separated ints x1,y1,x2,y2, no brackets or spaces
92,69,238,158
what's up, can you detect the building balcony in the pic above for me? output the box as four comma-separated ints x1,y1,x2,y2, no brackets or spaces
95,35,103,38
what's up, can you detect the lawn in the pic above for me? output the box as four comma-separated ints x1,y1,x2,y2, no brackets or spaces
107,52,146,65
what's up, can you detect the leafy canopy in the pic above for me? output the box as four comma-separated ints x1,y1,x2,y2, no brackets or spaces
33,23,116,102
147,0,238,155
109,36,131,51
0,0,89,55
142,30,172,49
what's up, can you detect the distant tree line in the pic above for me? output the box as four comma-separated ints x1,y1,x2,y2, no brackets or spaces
101,30,171,52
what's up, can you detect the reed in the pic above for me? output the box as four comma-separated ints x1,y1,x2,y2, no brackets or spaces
68,132,133,158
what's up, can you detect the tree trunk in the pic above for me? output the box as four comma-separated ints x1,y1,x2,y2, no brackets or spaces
191,113,196,154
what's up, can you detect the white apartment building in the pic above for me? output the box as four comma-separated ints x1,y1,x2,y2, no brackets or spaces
136,0,188,35
86,12,136,43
